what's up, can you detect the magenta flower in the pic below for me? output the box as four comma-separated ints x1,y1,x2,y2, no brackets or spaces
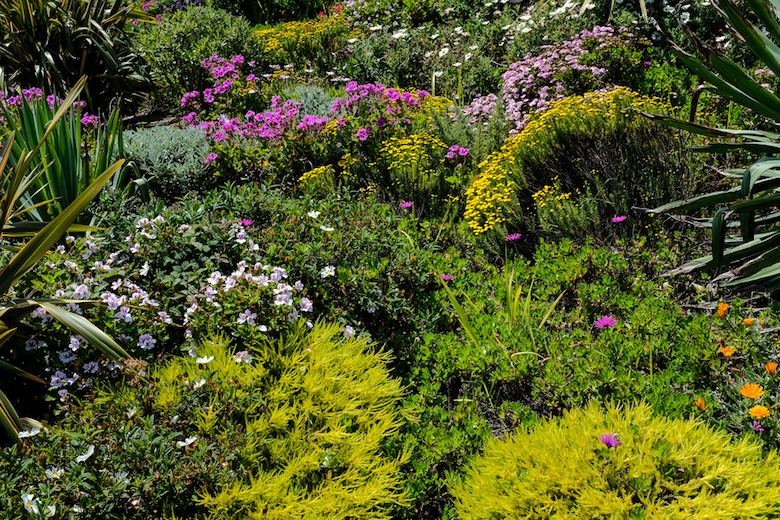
611,216,627,223
355,128,370,141
506,233,522,241
400,201,414,209
594,315,618,329
753,420,765,432
439,274,453,281
240,219,254,226
598,432,622,448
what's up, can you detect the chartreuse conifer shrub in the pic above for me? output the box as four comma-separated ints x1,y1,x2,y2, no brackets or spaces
5,323,408,518
452,401,780,520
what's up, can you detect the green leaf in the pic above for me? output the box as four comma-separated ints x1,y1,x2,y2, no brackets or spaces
36,301,129,360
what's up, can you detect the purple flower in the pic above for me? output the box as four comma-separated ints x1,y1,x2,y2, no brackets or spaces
598,432,622,448
400,201,414,209
355,128,370,141
439,274,453,281
506,233,522,241
611,216,627,223
753,420,765,432
205,153,218,164
594,315,618,329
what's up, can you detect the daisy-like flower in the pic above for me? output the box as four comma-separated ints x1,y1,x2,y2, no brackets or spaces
743,318,754,326
196,355,214,364
320,225,335,232
750,405,770,419
440,274,454,281
18,427,40,438
594,315,618,329
400,201,414,209
598,432,622,448
716,302,728,318
766,362,777,375
611,216,627,223
506,233,522,241
45,467,64,479
741,383,765,399
307,211,321,218
192,377,206,389
320,265,336,278
719,345,736,356
239,218,254,226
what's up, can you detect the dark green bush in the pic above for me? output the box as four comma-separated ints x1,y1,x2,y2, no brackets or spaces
134,5,260,107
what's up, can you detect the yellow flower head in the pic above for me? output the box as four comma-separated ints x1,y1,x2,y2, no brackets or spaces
749,405,770,419
719,345,736,357
741,383,765,399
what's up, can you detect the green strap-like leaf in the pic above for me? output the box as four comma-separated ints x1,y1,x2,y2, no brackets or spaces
36,301,129,360
712,207,730,273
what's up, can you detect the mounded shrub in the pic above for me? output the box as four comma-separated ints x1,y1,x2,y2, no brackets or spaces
452,400,780,519
6,323,408,518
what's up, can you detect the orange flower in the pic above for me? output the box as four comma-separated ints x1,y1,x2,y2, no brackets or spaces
743,318,754,326
717,302,729,318
719,345,735,357
694,398,707,411
750,405,770,419
741,383,765,399
767,362,777,376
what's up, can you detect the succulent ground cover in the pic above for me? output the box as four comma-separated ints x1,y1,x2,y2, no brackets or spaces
3,0,780,518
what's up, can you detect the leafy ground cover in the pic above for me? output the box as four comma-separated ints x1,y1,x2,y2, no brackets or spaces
3,0,780,518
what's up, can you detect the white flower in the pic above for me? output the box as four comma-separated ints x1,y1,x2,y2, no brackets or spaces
45,505,56,517
18,427,40,438
196,355,214,364
307,210,321,218
320,265,336,278
438,47,449,57
192,377,206,389
234,351,253,364
73,505,84,513
76,445,95,463
369,24,383,31
127,407,137,419
391,29,408,39
22,494,39,514
454,62,462,68
430,32,440,40
347,38,358,43
177,436,197,448
434,71,443,78
344,325,355,339
464,52,473,61
319,225,334,232
259,325,268,332
45,467,64,479
110,471,128,482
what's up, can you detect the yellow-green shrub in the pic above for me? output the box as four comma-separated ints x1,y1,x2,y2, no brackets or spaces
452,401,780,519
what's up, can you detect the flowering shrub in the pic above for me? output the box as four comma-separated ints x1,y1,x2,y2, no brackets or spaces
3,324,408,518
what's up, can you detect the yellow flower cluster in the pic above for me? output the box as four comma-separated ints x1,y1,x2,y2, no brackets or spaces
464,87,668,235
255,17,353,60
379,133,447,171
298,164,335,185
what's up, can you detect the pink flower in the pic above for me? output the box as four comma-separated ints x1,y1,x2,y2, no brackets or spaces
400,201,414,209
355,128,370,141
598,432,622,448
439,274,453,281
594,315,618,329
240,219,254,226
506,233,522,241
611,216,627,223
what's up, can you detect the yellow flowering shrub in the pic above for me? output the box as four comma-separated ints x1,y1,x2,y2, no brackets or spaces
464,87,670,235
255,17,355,62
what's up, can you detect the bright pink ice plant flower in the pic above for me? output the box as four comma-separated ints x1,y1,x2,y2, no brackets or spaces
440,274,453,281
598,432,622,448
400,201,414,209
506,233,522,241
240,219,254,226
611,216,627,223
594,315,618,329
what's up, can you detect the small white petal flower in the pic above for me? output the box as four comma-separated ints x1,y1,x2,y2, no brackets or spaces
196,355,214,364
18,427,40,438
193,377,206,389
22,493,39,514
319,225,334,232
307,210,321,218
75,445,95,463
45,505,56,517
320,265,336,278
45,467,64,479
176,436,198,448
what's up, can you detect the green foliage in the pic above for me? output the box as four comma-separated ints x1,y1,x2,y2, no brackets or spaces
0,78,128,442
641,0,780,293
2,324,408,518
122,126,215,202
453,400,780,519
1,93,128,222
0,0,154,110
279,84,340,118
134,5,259,107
